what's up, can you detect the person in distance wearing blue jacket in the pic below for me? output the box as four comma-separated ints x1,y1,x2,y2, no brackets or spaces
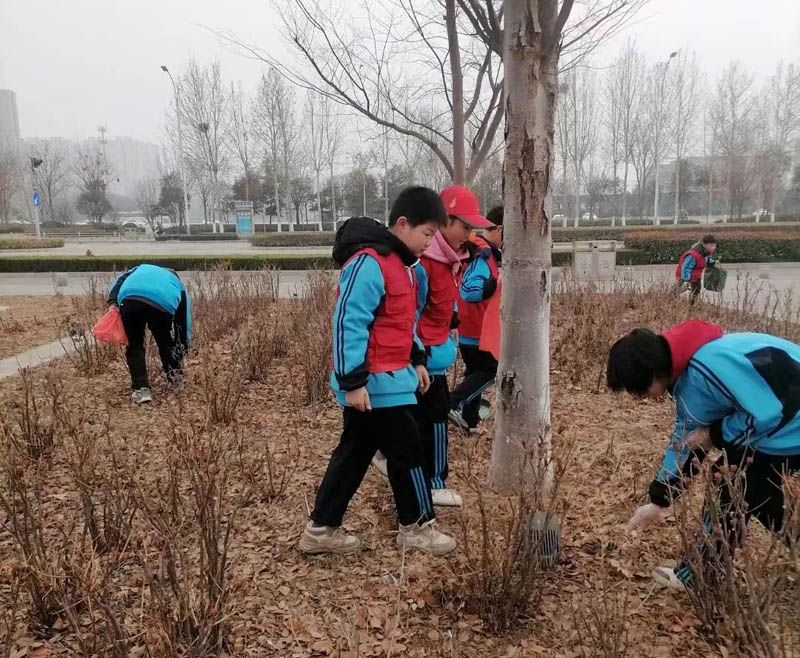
107,264,192,404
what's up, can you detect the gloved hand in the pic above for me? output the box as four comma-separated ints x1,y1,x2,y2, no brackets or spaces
627,503,667,533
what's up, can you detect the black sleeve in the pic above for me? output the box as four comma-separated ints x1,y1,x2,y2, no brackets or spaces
174,289,189,351
410,340,427,368
107,267,137,305
482,276,498,301
648,448,709,508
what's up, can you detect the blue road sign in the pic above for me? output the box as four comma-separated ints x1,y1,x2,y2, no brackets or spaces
32,191,41,207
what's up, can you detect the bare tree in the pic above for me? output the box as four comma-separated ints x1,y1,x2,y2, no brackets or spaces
133,176,161,231
277,81,299,230
566,65,598,226
74,143,113,223
710,62,755,221
306,93,327,229
253,68,299,230
669,52,700,223
30,140,72,224
322,96,342,225
491,0,646,490
253,69,283,227
753,62,800,221
0,145,24,223
214,0,504,185
609,39,644,225
179,60,230,230
229,82,253,201
630,69,659,218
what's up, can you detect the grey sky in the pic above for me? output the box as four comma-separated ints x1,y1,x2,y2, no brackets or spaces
1,0,798,144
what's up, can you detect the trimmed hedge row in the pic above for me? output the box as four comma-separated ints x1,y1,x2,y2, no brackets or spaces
251,222,800,248
0,254,336,273
0,250,652,273
0,238,65,250
155,233,240,242
625,237,800,264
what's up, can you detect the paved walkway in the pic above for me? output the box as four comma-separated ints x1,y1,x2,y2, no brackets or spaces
0,339,71,381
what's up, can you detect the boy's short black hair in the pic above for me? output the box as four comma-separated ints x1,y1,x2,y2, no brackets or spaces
702,234,717,245
486,206,504,226
607,328,672,395
389,186,447,228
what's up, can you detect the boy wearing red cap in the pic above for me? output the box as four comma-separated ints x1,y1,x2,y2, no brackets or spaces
376,185,493,507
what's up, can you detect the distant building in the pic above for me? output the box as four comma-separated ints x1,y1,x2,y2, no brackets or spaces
0,89,21,148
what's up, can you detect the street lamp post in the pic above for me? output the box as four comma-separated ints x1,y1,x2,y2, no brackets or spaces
653,51,678,227
30,157,43,239
161,66,191,236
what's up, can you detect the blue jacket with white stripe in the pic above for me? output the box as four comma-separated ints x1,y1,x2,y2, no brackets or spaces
650,332,800,506
329,217,426,409
108,264,192,347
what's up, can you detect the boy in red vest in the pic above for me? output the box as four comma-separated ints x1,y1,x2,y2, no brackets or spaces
298,187,457,556
413,185,494,508
676,234,717,303
449,206,503,432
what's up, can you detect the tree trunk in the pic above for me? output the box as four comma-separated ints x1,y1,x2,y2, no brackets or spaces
621,160,629,227
329,160,337,228
674,156,680,224
490,0,557,492
316,171,323,231
446,0,466,185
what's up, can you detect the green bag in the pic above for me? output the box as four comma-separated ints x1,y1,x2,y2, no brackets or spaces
702,266,727,292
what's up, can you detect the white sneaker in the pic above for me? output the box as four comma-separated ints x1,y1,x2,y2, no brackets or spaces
431,488,462,507
131,387,153,404
371,451,388,478
653,565,688,591
396,520,456,556
297,522,360,555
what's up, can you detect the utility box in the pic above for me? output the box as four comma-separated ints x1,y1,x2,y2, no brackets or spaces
573,241,617,280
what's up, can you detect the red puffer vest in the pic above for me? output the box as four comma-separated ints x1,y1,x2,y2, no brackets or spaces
459,237,500,341
417,256,462,346
675,248,706,283
343,247,417,373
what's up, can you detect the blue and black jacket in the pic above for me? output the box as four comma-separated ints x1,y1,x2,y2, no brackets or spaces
108,264,192,347
459,241,501,346
650,332,800,507
330,217,426,409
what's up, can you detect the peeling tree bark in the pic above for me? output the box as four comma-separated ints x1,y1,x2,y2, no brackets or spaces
490,0,562,493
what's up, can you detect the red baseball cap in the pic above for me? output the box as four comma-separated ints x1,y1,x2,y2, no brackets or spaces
439,185,494,228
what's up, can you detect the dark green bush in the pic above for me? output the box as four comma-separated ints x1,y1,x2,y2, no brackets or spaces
0,254,336,273
0,238,64,249
624,237,800,264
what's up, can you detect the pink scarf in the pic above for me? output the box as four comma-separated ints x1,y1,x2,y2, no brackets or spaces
424,232,468,274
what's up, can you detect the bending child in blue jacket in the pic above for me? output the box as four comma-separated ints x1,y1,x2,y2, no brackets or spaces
607,320,800,590
108,264,191,404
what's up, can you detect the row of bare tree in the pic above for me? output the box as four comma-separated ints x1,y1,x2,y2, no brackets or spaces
556,46,800,224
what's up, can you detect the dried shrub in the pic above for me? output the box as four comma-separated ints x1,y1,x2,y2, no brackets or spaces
0,464,81,636
197,347,247,426
289,272,336,405
61,410,137,556
190,265,280,345
571,571,632,658
674,461,800,657
450,437,572,632
137,426,242,657
236,309,291,384
236,429,297,505
0,368,61,460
